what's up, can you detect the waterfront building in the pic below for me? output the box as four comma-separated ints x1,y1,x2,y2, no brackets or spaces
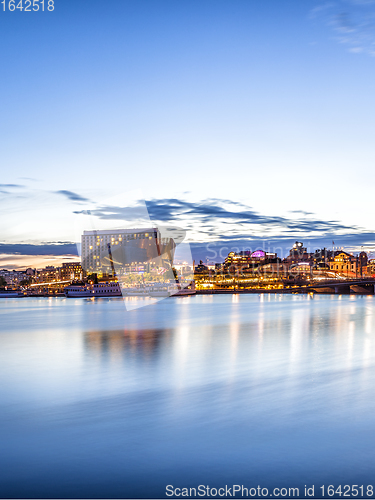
224,250,278,271
60,262,84,281
313,248,332,266
251,250,277,260
0,269,31,285
194,261,209,273
81,228,176,276
329,252,358,276
36,266,61,283
257,261,287,275
224,251,251,269
358,251,368,277
368,259,375,277
289,262,312,275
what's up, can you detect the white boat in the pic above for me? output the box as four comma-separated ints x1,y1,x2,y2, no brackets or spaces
92,282,122,297
149,282,196,297
64,282,122,298
0,289,23,298
64,284,92,297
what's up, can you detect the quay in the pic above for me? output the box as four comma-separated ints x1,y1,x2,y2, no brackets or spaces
196,278,375,295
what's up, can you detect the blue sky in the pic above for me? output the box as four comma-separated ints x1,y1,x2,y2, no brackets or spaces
1,0,375,267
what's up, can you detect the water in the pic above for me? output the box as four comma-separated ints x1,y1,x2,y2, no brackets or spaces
1,294,375,498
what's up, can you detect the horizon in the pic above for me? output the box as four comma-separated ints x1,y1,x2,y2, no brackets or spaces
2,236,374,272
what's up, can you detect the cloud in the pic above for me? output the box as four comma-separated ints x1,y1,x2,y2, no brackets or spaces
309,2,335,20
288,210,315,215
0,184,25,188
0,253,80,270
0,183,25,194
73,203,147,220
2,197,374,264
77,197,369,246
55,190,90,203
19,177,39,182
0,242,78,256
311,0,375,56
145,197,356,233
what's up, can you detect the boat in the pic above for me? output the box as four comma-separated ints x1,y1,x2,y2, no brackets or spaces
92,282,122,297
0,288,23,298
64,282,122,298
149,281,196,297
64,284,92,297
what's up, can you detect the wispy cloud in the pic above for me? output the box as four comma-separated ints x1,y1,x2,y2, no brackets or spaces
0,184,25,195
77,197,370,246
55,190,90,203
288,210,315,216
311,0,375,56
146,198,360,235
309,2,335,20
0,242,78,256
18,177,39,182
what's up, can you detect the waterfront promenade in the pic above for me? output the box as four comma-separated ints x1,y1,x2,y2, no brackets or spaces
196,278,375,295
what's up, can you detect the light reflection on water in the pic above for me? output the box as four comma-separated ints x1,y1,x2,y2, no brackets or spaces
0,294,375,498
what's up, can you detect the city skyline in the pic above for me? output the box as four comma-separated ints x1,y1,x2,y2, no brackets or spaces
2,0,375,268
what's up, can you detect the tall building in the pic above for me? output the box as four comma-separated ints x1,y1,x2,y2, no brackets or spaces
81,228,176,275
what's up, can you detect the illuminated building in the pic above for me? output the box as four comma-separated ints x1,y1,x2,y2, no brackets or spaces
358,251,368,277
289,262,312,274
312,248,332,269
285,241,310,264
37,266,60,283
224,250,278,270
0,269,32,285
60,262,84,281
329,252,358,275
81,228,176,275
368,259,375,276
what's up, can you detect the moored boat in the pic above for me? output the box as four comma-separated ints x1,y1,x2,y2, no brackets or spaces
64,282,122,298
64,284,92,297
92,282,122,297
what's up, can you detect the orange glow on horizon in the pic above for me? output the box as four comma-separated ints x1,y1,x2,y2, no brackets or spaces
0,254,79,271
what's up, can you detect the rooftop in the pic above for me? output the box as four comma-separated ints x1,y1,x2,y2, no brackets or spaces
83,228,158,235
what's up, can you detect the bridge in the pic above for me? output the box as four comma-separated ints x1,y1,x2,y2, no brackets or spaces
288,278,375,295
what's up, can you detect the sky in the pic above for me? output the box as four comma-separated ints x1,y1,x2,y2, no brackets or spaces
1,0,375,268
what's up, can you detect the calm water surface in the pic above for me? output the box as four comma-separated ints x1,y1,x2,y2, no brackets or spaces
1,294,375,498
